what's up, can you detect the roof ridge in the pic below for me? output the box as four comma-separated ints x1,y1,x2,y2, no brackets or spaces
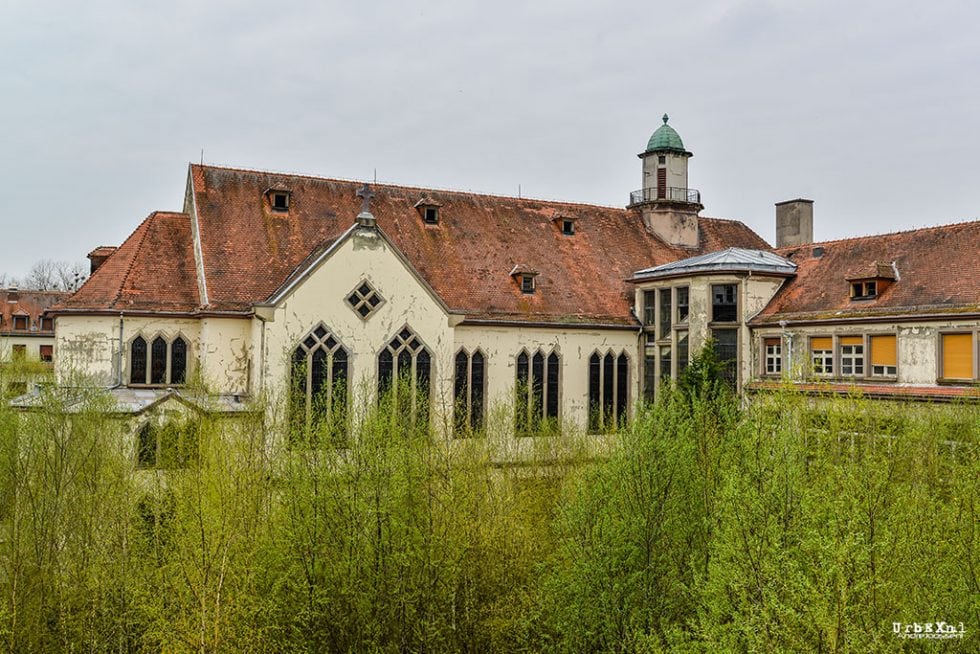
191,162,629,213
777,218,980,251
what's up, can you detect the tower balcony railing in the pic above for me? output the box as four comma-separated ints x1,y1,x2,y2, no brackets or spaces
629,187,701,206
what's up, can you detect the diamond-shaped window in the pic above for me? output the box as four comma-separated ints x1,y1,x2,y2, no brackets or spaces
346,280,384,320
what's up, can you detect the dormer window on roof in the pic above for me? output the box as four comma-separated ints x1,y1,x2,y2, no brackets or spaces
847,261,897,301
267,189,290,212
510,265,539,294
414,196,442,225
551,211,576,236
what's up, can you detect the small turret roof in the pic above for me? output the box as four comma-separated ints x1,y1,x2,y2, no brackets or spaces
646,114,687,153
632,248,796,280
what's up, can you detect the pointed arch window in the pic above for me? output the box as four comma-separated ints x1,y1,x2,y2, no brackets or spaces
515,348,560,436
378,326,432,430
453,349,486,436
290,324,349,446
588,351,629,433
130,334,189,386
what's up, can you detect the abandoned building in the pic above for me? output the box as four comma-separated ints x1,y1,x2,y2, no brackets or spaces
0,289,66,398
35,115,980,441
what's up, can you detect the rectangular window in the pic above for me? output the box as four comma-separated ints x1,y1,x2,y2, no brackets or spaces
676,287,689,323
520,275,535,294
454,351,486,436
870,335,897,377
659,345,672,382
712,329,738,388
40,318,54,332
12,344,26,360
810,336,833,375
711,284,737,322
659,288,672,339
39,345,53,362
839,336,864,376
941,333,974,381
764,337,782,375
13,316,28,331
643,290,656,326
643,350,656,402
677,330,689,374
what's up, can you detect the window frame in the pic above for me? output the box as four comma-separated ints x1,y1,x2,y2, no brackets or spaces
809,335,834,377
269,190,290,212
128,333,190,387
290,324,350,446
12,315,29,331
376,325,433,428
587,350,629,434
453,348,487,437
711,283,739,323
763,336,782,376
514,347,561,436
938,330,977,382
838,336,865,377
868,333,898,378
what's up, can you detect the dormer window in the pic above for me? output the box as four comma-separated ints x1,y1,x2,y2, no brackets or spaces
561,219,575,236
552,211,577,236
510,265,538,294
12,315,28,331
414,196,442,225
267,189,290,212
850,280,878,300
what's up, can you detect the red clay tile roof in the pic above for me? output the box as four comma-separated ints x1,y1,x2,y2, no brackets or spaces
55,165,770,323
1,290,67,334
185,165,768,323
753,221,980,325
58,212,200,313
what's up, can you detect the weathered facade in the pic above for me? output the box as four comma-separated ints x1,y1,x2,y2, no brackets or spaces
42,117,980,444
0,289,66,396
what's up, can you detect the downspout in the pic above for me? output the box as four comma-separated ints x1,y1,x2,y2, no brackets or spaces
116,312,124,387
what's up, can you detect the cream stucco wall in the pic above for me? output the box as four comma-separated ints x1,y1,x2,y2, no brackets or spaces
259,228,454,422
752,319,980,385
55,315,202,385
454,323,639,431
642,152,688,194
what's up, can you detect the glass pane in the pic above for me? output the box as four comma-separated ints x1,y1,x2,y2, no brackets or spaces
616,353,629,427
660,288,672,338
531,353,545,426
471,352,485,431
454,351,469,435
546,353,560,420
130,337,147,385
170,338,187,384
602,353,614,425
150,337,167,384
588,353,601,433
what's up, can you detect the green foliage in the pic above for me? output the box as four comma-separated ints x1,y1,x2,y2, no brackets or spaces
0,381,976,652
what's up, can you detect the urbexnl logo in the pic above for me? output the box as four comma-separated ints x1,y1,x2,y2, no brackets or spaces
893,621,965,640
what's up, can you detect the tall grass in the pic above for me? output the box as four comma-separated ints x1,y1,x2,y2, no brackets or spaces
0,374,975,652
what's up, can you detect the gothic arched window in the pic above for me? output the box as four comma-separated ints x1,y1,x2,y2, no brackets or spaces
515,348,560,436
453,349,486,436
588,351,630,433
290,324,349,446
378,326,432,430
130,334,188,386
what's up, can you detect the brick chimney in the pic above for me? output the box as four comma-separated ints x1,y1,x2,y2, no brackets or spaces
775,199,814,248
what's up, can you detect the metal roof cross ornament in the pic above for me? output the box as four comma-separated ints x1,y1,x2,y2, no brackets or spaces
356,183,375,215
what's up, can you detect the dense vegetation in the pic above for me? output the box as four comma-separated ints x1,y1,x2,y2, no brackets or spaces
0,363,976,652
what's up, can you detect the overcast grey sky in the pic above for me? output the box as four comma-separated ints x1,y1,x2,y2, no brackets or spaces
2,0,979,278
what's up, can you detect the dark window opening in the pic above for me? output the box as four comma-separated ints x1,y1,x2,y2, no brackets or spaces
561,219,575,235
515,349,560,436
377,326,431,431
712,329,738,389
587,351,629,433
643,350,656,403
660,345,672,382
712,284,738,322
150,337,167,385
11,344,26,360
643,290,656,326
271,192,289,211
171,338,187,385
521,275,536,294
423,207,439,224
659,288,672,339
290,325,349,447
39,345,53,363
851,280,878,300
657,155,666,164
130,337,147,384
677,286,689,322
137,424,156,468
677,331,689,374
453,350,486,436
346,280,384,319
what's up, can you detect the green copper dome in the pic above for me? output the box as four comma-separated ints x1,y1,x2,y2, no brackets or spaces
646,114,687,153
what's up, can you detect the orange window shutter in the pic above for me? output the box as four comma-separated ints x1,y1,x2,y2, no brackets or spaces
840,336,863,346
942,333,974,380
764,337,780,347
810,337,832,350
870,335,897,367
